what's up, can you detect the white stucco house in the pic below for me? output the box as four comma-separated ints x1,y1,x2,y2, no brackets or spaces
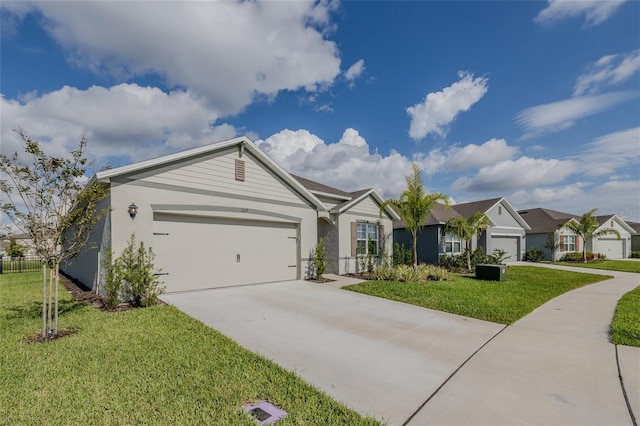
518,208,634,260
62,136,397,293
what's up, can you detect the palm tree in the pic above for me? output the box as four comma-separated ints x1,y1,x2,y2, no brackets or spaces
446,212,491,272
561,208,621,262
380,163,449,269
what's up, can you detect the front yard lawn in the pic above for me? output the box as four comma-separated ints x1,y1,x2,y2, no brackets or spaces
610,285,640,347
555,260,640,273
0,272,379,425
345,266,610,324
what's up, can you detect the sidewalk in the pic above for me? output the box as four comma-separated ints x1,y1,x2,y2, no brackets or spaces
408,262,639,425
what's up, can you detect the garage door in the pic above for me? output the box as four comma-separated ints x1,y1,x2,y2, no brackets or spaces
491,236,519,262
152,214,298,292
597,238,623,259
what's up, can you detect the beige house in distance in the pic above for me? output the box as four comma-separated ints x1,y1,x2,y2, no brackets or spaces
62,136,397,293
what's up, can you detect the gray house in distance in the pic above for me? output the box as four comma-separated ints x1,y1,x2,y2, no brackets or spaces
394,197,530,264
62,136,397,294
518,208,635,260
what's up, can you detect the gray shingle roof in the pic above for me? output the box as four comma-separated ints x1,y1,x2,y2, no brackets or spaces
452,197,502,219
517,208,577,233
627,222,640,234
290,174,353,198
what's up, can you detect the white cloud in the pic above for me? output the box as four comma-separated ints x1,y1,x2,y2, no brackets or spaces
344,59,365,87
534,0,626,27
576,127,640,176
515,91,637,137
444,138,518,171
453,157,578,192
407,71,488,141
3,1,342,116
1,84,238,163
258,128,448,197
511,182,586,205
595,180,640,192
574,49,640,96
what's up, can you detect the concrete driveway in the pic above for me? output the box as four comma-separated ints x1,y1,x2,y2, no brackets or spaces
161,280,504,425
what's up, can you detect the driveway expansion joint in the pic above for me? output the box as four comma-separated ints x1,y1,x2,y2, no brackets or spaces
401,324,509,426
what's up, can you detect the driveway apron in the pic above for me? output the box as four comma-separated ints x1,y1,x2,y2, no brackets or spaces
161,280,503,425
408,263,640,425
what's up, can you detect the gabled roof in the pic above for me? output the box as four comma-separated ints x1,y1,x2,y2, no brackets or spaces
93,136,329,216
293,175,400,221
627,222,640,234
394,197,530,230
594,215,636,234
517,208,578,233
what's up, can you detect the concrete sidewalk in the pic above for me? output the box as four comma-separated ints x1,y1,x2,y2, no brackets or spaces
409,263,640,425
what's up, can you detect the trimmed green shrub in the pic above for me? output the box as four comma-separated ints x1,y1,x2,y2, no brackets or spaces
525,248,545,262
102,248,122,310
560,251,606,262
312,238,327,279
392,243,413,266
104,233,165,308
631,251,640,259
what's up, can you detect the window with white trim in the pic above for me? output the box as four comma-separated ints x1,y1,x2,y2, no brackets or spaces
357,223,379,256
562,235,576,252
444,232,462,254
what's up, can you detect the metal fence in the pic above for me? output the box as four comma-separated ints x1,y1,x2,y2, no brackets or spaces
0,255,42,274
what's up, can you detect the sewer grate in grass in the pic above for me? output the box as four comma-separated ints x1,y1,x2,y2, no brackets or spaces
244,401,287,424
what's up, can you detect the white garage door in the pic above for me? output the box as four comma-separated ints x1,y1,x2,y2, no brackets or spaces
597,238,623,259
491,236,519,262
152,214,298,292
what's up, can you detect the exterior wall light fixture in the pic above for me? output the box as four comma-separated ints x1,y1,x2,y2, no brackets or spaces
128,203,138,219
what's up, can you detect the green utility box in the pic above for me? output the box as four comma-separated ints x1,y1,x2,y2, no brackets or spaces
476,264,507,281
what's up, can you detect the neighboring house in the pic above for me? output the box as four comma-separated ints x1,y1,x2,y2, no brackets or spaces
518,208,583,261
62,136,397,294
518,208,635,260
589,215,634,259
628,222,640,252
394,197,530,264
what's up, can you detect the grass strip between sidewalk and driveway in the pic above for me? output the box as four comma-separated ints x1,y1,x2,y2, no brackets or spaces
555,260,640,273
345,266,611,325
610,284,640,347
0,272,380,426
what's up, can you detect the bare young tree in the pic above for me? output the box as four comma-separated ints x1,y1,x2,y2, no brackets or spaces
0,128,108,338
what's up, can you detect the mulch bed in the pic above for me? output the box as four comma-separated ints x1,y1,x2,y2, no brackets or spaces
59,273,139,313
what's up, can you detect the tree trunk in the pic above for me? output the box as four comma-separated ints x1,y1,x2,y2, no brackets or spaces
41,264,47,338
466,240,472,272
47,268,53,333
54,263,60,333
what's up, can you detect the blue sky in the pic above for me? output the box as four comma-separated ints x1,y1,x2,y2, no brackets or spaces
1,1,639,220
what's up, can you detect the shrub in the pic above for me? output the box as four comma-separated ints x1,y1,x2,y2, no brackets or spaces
439,248,488,271
392,243,413,266
559,251,606,262
487,249,511,264
632,251,640,259
525,248,545,262
312,238,328,279
104,233,165,308
102,248,122,310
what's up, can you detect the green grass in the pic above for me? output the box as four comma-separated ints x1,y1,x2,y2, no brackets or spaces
555,260,640,273
0,272,379,425
610,285,640,347
345,266,610,324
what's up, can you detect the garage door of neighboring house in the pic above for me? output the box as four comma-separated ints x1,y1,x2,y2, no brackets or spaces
152,214,298,292
491,236,519,262
597,238,623,259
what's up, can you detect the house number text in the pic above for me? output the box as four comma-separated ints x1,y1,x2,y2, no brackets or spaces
240,208,249,213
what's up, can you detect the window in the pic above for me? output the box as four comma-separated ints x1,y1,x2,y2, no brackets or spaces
357,223,379,256
444,232,462,254
563,235,576,252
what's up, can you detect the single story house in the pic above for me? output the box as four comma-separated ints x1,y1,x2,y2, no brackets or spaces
518,208,635,260
62,136,397,293
393,197,530,264
628,222,640,252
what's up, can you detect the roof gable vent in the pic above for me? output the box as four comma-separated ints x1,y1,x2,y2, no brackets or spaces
235,159,245,182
